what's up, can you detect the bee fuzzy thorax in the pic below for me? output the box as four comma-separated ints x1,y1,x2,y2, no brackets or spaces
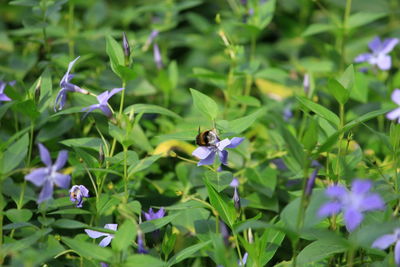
196,129,219,146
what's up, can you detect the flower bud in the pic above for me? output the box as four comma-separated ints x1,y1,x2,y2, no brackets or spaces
122,32,130,65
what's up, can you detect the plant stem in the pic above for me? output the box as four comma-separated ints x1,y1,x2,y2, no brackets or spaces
68,2,75,58
335,104,345,182
340,0,352,70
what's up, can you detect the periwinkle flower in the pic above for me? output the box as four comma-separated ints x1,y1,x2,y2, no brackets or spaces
318,179,385,232
143,208,165,221
153,43,163,69
137,231,148,254
230,178,241,211
283,106,292,121
143,30,159,51
122,32,130,60
192,137,244,166
239,252,248,266
69,185,89,208
305,161,322,196
386,89,400,123
25,144,71,203
81,88,124,119
354,36,399,70
85,224,118,247
372,228,400,265
55,56,89,111
0,81,13,102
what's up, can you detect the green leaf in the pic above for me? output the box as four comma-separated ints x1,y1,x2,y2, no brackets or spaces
113,219,137,251
302,23,334,37
60,137,102,151
297,238,349,265
140,213,180,233
350,71,368,103
128,154,162,176
3,229,51,254
190,88,219,120
62,237,113,262
106,35,125,78
327,78,349,105
338,64,355,91
12,99,40,120
48,209,91,215
5,209,33,223
124,104,181,119
204,171,233,192
124,254,166,267
296,96,340,127
302,117,319,151
0,133,29,174
347,12,386,29
52,219,88,229
204,179,236,228
221,108,266,134
167,240,211,267
231,95,261,107
279,125,305,167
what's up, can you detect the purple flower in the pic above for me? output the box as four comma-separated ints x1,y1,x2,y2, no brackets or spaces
69,185,89,208
239,252,248,266
283,106,292,121
354,37,399,70
85,224,118,247
143,30,159,50
192,137,244,166
153,43,163,69
0,81,13,102
303,74,310,95
372,228,400,265
230,178,241,211
81,88,124,119
143,208,165,221
305,161,322,196
122,32,130,59
318,179,385,232
137,232,148,254
25,144,71,203
387,89,400,122
55,57,89,111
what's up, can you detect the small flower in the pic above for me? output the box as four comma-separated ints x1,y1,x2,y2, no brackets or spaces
81,88,124,119
25,144,71,203
372,228,400,265
0,81,13,102
386,89,400,123
69,185,89,208
318,179,385,232
153,43,163,69
239,252,248,266
192,136,244,166
143,30,159,51
283,106,292,121
305,161,322,196
143,208,165,221
55,56,89,111
354,36,399,70
85,224,117,247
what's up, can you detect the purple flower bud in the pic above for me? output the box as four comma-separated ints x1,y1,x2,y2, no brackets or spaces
220,221,230,247
233,187,241,211
153,43,163,69
122,32,130,60
137,232,148,254
69,185,89,208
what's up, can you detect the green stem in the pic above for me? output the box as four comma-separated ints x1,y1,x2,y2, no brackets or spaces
68,2,75,58
335,104,345,182
234,234,243,264
340,0,352,70
347,247,355,267
119,80,127,116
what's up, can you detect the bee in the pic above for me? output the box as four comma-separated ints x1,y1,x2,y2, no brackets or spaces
196,128,219,146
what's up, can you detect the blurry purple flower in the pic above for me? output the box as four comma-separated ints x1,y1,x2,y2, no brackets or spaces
354,37,399,70
271,158,287,171
153,43,163,69
230,178,239,188
82,88,124,119
305,161,322,196
137,232,148,254
192,137,244,166
69,185,89,208
25,144,70,203
100,263,109,267
318,179,385,232
303,74,310,95
0,81,12,102
143,208,165,221
85,224,117,247
143,30,159,51
372,228,400,265
240,0,247,5
122,32,130,59
220,221,230,246
387,89,400,123
283,106,293,121
55,56,89,111
230,178,241,211
239,252,248,266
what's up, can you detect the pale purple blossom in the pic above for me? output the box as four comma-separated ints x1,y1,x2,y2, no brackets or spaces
386,89,400,123
81,88,124,119
0,81,13,102
55,57,89,111
318,179,385,232
85,224,118,247
372,228,400,265
69,185,89,208
192,137,244,166
143,30,159,51
239,252,248,266
153,43,163,69
137,231,148,254
25,144,71,203
122,32,130,59
230,178,241,211
143,208,165,221
354,37,399,70
305,161,322,196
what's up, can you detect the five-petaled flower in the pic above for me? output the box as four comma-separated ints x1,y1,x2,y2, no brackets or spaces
81,88,124,119
25,144,71,203
372,228,400,265
69,185,89,208
143,208,165,221
55,56,89,111
85,224,118,247
0,81,14,102
354,36,399,70
386,89,400,123
318,179,385,232
192,136,244,166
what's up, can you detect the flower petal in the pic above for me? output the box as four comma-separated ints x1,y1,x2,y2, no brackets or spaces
360,194,385,211
85,229,108,239
226,137,244,148
105,224,118,231
38,143,52,166
377,54,391,70
0,93,11,102
351,179,372,194
216,138,231,151
54,150,68,170
386,108,400,121
344,208,364,232
354,53,372,63
368,37,382,53
54,89,67,111
380,38,399,54
230,178,239,188
99,105,112,117
53,173,71,189
96,91,110,104
192,146,212,159
82,104,100,119
219,150,228,165
391,89,400,105
99,236,113,247
107,88,124,100
372,234,396,250
38,180,54,203
325,185,347,198
198,151,216,166
318,202,342,217
79,185,89,197
25,168,48,187
395,241,400,265
155,208,165,219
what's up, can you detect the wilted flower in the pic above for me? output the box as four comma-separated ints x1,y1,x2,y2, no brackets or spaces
82,88,124,119
372,228,400,265
318,179,385,232
143,207,165,221
55,56,89,111
386,89,400,123
25,144,71,203
354,36,399,70
153,43,163,69
192,137,244,166
85,224,117,247
0,81,13,102
69,185,89,208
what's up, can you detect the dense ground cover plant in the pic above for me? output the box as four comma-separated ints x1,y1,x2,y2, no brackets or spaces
1,0,400,266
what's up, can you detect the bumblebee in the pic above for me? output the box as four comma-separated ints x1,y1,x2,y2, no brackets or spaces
196,128,219,146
